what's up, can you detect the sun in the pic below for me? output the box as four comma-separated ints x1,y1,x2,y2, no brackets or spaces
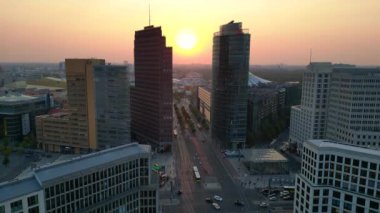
176,31,197,50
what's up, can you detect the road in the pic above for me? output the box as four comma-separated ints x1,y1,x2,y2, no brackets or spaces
160,98,294,212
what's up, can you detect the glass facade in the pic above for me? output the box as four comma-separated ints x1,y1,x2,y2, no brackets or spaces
211,21,250,149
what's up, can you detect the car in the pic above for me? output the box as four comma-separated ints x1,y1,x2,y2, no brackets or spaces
234,200,245,206
283,195,292,200
213,195,223,202
280,191,290,197
259,202,268,207
268,193,277,197
269,196,277,201
205,197,213,203
176,190,182,195
212,202,221,210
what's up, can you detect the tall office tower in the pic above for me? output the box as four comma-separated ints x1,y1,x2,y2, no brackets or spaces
326,67,380,149
0,143,159,213
40,59,104,153
289,63,380,153
65,59,105,151
289,62,332,153
211,21,250,150
94,64,131,149
294,140,380,213
131,26,173,152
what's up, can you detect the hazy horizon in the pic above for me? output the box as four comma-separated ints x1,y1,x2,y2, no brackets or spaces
1,0,380,65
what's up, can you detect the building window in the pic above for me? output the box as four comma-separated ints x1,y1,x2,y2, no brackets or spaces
11,200,23,213
28,195,38,206
28,207,39,213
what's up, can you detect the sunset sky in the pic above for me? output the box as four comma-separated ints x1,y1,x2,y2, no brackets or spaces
1,0,380,65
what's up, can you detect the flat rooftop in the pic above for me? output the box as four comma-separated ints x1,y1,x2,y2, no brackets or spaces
0,143,151,203
0,94,39,103
307,140,380,158
35,143,150,184
241,149,288,163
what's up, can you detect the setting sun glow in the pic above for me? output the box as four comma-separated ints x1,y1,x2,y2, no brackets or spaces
175,31,197,51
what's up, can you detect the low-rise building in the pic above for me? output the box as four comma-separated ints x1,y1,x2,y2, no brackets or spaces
0,143,158,213
0,94,51,141
241,148,288,175
197,86,211,122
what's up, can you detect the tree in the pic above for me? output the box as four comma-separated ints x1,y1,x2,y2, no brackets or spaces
2,156,9,166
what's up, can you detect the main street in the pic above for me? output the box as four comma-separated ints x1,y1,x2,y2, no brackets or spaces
162,99,262,212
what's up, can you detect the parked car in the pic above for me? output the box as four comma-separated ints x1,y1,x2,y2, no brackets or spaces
269,196,277,201
205,197,213,203
283,195,292,200
212,202,221,210
214,195,223,202
234,200,245,206
280,191,290,197
259,202,268,207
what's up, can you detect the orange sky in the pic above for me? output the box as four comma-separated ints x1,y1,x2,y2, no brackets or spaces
1,0,380,65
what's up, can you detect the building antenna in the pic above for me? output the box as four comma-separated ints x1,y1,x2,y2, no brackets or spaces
309,48,313,63
149,2,151,26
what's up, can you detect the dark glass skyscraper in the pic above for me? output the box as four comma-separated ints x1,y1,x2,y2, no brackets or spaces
211,21,250,150
131,26,173,152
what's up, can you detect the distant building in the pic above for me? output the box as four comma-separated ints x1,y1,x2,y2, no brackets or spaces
294,140,380,213
0,143,159,213
94,64,131,149
247,88,280,133
0,94,51,141
211,21,250,150
37,59,105,153
131,26,173,152
197,86,211,122
289,63,380,153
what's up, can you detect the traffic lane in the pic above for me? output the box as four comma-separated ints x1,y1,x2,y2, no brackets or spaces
181,128,247,212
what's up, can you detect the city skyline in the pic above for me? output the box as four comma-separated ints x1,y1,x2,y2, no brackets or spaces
1,0,380,65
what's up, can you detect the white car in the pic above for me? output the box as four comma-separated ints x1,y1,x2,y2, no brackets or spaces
259,202,268,207
212,202,221,210
280,191,290,197
269,196,277,201
213,195,223,202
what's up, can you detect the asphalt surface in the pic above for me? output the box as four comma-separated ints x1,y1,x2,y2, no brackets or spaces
160,99,294,213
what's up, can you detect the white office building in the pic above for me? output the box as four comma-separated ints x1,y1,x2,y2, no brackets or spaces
289,63,380,153
0,143,158,213
289,62,332,153
326,68,380,149
294,140,380,213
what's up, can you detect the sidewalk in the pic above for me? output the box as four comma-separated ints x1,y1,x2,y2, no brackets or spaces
152,152,177,192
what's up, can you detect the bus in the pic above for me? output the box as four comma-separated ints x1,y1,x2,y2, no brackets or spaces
193,166,201,182
283,185,295,193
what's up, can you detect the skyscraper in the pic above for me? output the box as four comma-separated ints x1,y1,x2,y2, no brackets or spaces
292,63,380,213
289,63,380,153
37,59,132,153
93,64,131,149
65,59,105,151
211,21,250,150
131,26,173,152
